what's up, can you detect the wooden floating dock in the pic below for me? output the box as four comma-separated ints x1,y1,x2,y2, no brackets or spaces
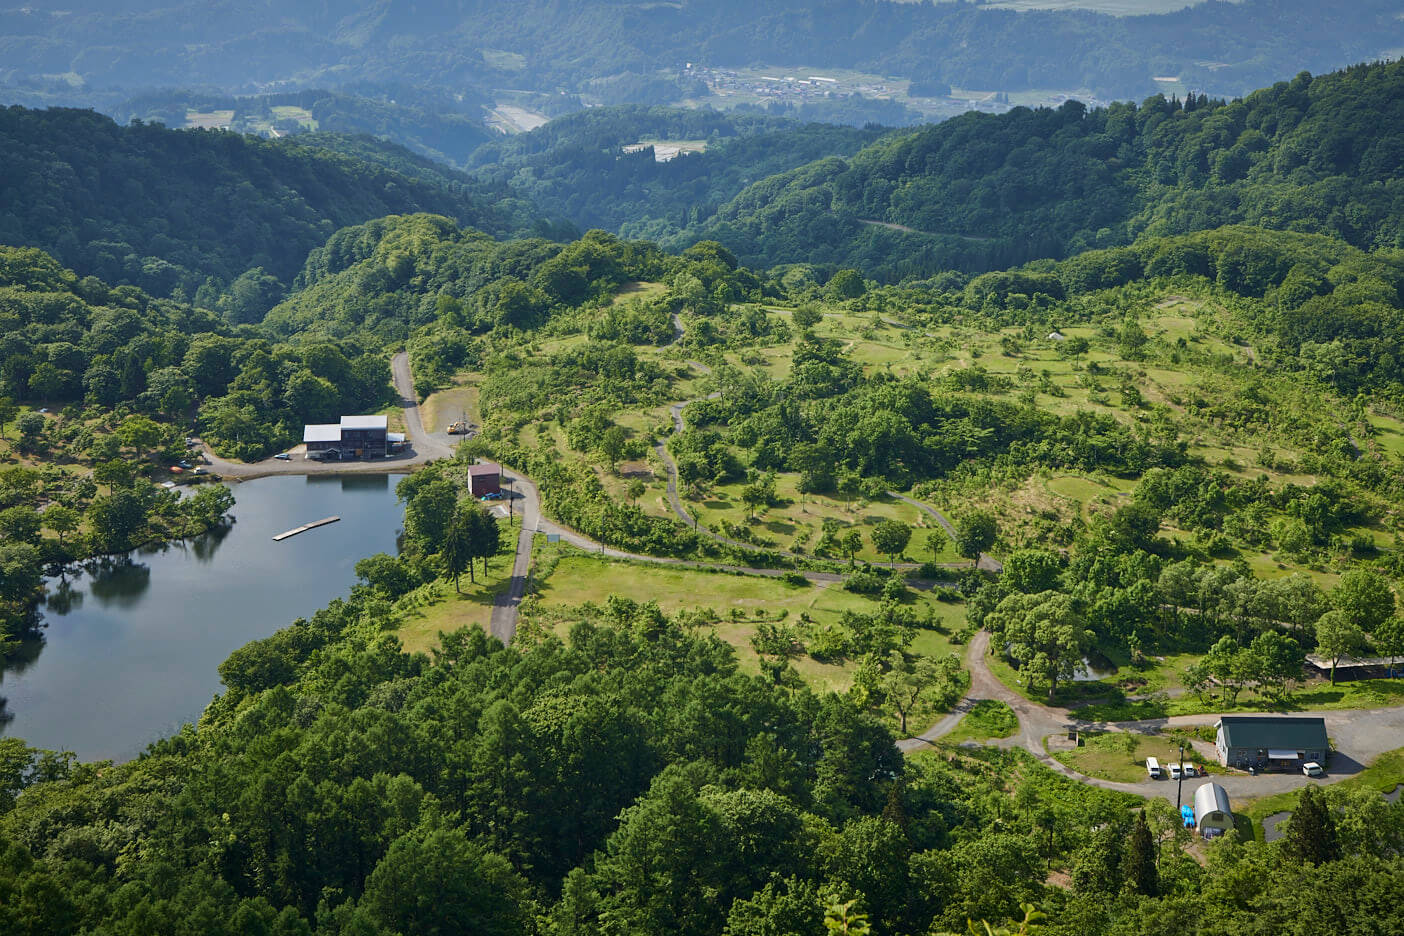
272,516,341,541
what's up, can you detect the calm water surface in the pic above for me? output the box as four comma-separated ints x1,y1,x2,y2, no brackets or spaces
0,474,404,761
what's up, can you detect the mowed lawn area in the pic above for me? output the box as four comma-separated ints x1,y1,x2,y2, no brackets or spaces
392,527,518,654
524,545,967,694
1053,731,1221,784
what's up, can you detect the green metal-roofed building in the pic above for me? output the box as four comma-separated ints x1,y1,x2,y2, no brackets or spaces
1214,715,1328,771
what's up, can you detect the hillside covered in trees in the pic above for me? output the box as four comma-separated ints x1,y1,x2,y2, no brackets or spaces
466,107,884,243
682,60,1404,280
3,0,1403,106
0,107,544,302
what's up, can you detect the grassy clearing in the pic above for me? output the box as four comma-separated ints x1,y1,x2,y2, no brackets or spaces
392,528,519,654
687,474,959,562
1366,412,1404,458
1044,474,1133,523
421,383,480,433
943,700,1018,745
523,544,967,691
1053,731,1217,783
610,281,667,305
481,48,526,70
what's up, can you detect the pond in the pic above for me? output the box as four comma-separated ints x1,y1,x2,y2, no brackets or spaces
0,474,405,762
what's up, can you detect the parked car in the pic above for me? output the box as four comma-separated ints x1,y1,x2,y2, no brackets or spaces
1145,757,1162,780
178,460,193,468
1302,762,1325,777
1183,764,1198,777
481,491,504,501
1168,763,1183,780
273,453,291,460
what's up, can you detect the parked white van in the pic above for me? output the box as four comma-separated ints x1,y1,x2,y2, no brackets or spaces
1146,757,1162,779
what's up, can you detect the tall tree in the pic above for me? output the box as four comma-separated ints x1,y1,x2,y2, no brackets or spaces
470,505,503,577
1333,568,1395,633
985,591,1092,700
880,651,963,734
442,507,474,590
0,396,16,440
1314,609,1367,685
42,504,79,548
841,529,864,567
955,510,996,560
1375,616,1404,677
1121,812,1157,896
1282,785,1340,865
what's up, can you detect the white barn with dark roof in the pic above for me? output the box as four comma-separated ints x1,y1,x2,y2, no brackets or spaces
1214,715,1329,771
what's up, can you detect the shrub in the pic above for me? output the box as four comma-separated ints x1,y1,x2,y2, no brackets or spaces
843,570,885,595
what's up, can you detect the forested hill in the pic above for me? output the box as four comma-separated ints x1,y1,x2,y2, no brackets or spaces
4,0,1403,104
0,107,544,301
681,60,1404,281
465,107,883,243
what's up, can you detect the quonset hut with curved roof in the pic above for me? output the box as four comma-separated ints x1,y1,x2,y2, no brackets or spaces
1193,782,1234,838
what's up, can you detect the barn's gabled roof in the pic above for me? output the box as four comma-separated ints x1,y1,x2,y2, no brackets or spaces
1216,716,1328,751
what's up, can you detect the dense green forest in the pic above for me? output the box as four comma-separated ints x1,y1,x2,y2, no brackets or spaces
3,574,1402,935
0,107,543,301
6,218,1404,936
3,0,1402,105
683,61,1404,280
466,107,883,243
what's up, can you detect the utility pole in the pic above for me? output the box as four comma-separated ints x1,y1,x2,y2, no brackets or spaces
1175,741,1186,815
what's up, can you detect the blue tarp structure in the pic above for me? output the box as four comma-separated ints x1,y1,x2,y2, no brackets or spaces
1181,805,1195,828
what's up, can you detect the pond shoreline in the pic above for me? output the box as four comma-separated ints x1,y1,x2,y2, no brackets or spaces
2,475,406,763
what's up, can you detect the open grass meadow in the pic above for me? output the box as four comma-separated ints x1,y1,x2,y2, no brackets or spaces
520,543,968,692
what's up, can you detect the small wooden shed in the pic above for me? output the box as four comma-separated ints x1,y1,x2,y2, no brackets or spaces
469,462,502,497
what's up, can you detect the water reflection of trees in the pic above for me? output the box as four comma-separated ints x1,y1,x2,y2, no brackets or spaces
189,521,232,563
85,557,152,608
43,578,84,615
0,634,45,685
